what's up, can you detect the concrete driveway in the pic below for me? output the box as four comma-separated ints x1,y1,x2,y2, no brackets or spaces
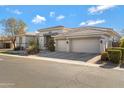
37,51,98,61
0,55,124,88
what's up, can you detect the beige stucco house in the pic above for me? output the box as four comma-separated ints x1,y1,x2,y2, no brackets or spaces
15,32,37,49
37,26,121,53
14,26,120,53
0,37,13,49
15,26,68,49
0,33,37,49
37,26,72,49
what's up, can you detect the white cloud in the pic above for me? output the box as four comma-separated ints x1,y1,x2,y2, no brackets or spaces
32,15,46,24
6,8,22,15
56,15,65,21
79,19,105,26
50,11,55,17
80,22,86,26
13,9,22,15
88,5,116,14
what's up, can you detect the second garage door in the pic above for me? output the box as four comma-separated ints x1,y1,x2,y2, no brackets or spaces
71,38,100,53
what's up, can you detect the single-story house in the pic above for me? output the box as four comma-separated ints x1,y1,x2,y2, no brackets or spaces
37,26,72,49
15,26,67,49
15,32,38,49
14,26,121,53
0,37,13,49
37,26,121,53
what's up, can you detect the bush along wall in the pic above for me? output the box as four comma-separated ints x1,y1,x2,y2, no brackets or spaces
101,52,109,61
101,47,124,64
107,50,122,64
107,47,124,60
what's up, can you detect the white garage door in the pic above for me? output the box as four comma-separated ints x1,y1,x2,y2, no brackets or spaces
57,40,67,51
71,38,100,53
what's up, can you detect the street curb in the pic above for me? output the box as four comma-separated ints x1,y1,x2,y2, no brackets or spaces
0,53,124,71
87,55,101,64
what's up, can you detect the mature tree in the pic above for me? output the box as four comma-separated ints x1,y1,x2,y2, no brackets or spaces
0,18,26,49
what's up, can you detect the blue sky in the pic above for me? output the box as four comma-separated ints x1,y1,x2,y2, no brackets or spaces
0,5,124,34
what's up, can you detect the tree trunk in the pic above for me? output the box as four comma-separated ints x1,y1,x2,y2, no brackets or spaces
11,37,16,50
12,41,16,50
13,42,16,50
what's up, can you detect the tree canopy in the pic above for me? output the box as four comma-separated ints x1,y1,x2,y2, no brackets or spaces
0,18,27,49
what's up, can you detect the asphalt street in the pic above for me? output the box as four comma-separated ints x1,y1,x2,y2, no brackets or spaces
0,55,124,88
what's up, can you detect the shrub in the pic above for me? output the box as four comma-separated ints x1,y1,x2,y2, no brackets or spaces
107,47,124,60
115,47,124,60
27,46,38,54
120,39,124,47
106,47,114,51
112,41,120,47
14,46,24,51
27,39,39,54
14,46,20,51
107,50,122,64
47,39,55,52
101,52,109,61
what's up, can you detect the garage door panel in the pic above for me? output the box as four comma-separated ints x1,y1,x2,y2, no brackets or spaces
57,40,66,51
71,38,100,53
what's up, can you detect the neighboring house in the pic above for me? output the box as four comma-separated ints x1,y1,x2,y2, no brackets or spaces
15,32,37,49
38,26,121,53
0,37,13,49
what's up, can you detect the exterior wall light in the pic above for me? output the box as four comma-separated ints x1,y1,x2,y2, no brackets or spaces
100,40,103,44
66,41,69,44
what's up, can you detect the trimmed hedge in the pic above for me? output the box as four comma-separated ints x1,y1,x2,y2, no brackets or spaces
107,50,122,64
101,52,109,61
107,47,124,60
120,39,124,47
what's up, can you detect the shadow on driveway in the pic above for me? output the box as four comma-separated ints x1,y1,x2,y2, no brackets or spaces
36,51,98,62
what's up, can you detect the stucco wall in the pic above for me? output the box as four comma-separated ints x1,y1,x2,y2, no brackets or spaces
16,35,37,48
0,43,4,48
38,30,63,36
15,36,19,47
38,30,64,49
